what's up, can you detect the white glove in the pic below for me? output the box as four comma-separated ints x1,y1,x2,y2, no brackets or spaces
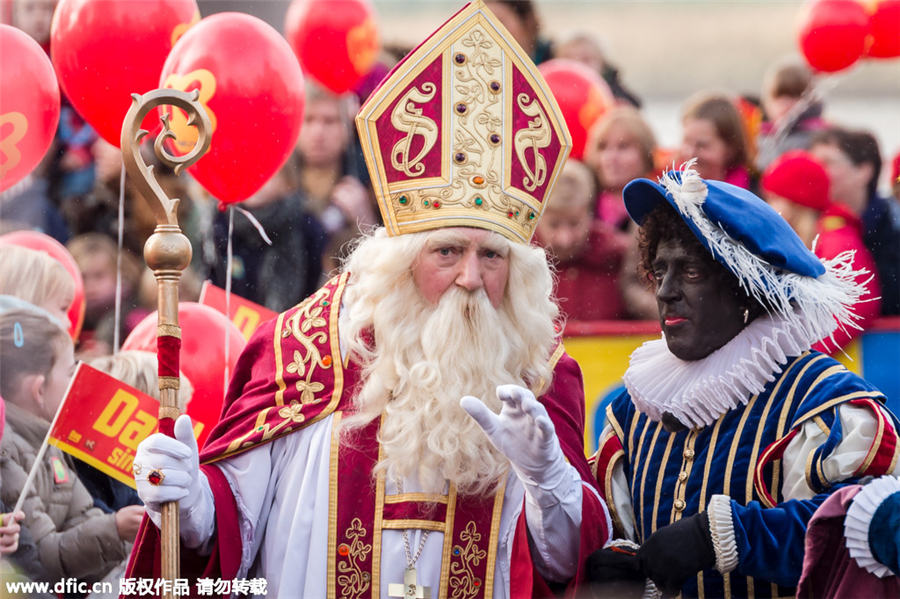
461,384,570,504
134,414,214,548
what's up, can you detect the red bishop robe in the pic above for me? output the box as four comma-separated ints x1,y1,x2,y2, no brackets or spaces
124,273,609,598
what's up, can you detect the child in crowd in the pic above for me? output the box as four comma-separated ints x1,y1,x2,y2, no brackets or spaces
75,350,193,513
0,310,142,584
0,244,74,327
0,391,49,590
66,233,145,357
76,350,194,599
534,160,628,321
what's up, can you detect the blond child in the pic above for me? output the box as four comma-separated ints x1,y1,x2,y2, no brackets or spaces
0,310,141,583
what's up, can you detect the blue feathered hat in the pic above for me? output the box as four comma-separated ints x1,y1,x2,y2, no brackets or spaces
623,161,868,349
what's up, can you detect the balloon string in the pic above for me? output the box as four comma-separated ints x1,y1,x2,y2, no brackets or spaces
233,205,273,246
224,206,234,397
114,160,125,353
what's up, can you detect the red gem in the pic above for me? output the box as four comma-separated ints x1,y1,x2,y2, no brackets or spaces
338,543,350,556
474,580,481,587
507,211,514,218
433,201,441,208
148,471,163,485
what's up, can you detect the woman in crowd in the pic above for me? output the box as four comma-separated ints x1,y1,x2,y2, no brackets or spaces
679,91,753,189
761,149,881,350
585,107,661,319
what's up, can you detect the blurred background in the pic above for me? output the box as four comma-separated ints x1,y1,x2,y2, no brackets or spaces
199,0,900,187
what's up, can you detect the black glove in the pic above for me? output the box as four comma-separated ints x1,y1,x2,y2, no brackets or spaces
586,545,644,583
637,511,716,595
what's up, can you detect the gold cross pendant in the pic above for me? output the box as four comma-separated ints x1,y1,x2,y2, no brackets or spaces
388,567,432,598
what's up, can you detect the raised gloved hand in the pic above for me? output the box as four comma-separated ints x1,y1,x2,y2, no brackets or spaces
134,414,213,547
637,511,715,595
460,384,568,495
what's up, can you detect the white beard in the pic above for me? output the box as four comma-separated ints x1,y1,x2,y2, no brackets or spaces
339,228,559,497
345,285,523,495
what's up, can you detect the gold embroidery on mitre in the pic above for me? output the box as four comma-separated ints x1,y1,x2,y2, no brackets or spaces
391,83,439,176
336,517,373,599
356,0,571,244
514,93,551,191
449,521,487,599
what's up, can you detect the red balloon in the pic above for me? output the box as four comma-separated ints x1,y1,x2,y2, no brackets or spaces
538,59,615,161
0,25,60,192
867,0,900,59
798,0,870,73
122,302,245,448
285,0,380,94
160,13,306,205
50,0,200,147
0,230,85,341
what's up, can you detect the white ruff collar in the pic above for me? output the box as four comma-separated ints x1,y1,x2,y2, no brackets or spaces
624,314,812,429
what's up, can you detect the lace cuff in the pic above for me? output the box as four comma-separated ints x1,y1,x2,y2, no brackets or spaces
845,476,900,577
707,494,739,573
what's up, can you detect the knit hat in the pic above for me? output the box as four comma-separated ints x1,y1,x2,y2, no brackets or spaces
623,160,867,349
761,150,831,211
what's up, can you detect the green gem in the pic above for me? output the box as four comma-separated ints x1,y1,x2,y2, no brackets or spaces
256,426,264,432
423,200,430,206
475,197,483,206
528,211,535,219
398,195,408,205
321,300,330,307
515,210,520,216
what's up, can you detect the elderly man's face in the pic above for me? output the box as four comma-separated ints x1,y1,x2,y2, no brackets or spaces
411,227,510,308
651,238,746,361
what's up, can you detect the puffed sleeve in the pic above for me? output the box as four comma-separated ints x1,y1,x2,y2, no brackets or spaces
706,401,900,587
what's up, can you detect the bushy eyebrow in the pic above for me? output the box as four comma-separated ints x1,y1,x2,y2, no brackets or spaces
425,231,471,249
425,232,509,257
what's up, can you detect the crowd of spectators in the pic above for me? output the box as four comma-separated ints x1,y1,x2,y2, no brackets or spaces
1,0,900,591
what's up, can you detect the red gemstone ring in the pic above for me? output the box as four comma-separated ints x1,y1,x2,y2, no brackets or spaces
147,468,165,486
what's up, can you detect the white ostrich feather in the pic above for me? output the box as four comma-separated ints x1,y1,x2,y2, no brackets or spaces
658,161,867,352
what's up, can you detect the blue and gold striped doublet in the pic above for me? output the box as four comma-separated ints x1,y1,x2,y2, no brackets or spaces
599,351,896,598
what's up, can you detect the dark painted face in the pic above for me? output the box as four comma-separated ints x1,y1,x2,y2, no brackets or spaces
651,238,747,361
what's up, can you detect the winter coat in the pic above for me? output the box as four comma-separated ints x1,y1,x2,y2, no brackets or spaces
0,402,128,583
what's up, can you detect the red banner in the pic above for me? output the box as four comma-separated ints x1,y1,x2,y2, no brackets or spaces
198,280,277,341
48,363,198,489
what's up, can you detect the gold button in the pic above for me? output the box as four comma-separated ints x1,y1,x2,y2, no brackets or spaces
684,449,695,459
674,499,686,511
678,472,688,482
